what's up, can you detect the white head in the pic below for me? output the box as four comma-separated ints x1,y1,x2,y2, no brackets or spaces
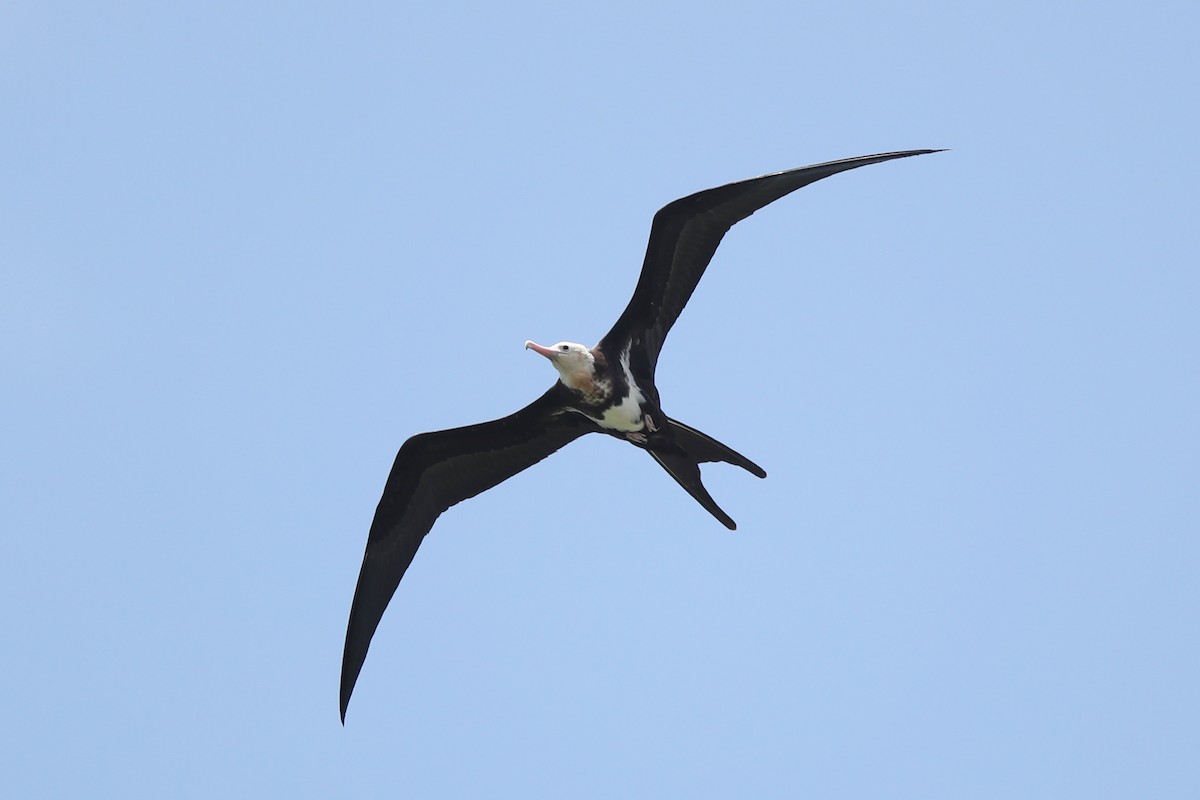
524,340,596,390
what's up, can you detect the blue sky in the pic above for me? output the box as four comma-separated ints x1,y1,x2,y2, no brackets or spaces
3,1,1197,797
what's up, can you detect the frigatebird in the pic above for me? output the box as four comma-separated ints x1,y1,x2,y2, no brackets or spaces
340,149,940,720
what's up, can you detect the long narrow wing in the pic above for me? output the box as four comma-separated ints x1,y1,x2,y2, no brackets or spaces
601,150,942,370
340,384,594,721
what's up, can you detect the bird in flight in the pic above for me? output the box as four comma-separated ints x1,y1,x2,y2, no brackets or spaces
340,149,941,720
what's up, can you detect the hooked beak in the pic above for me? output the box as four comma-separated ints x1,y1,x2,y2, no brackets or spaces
524,340,558,359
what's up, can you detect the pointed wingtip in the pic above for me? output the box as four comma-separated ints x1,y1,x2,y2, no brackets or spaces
340,675,358,725
340,671,354,725
894,148,948,159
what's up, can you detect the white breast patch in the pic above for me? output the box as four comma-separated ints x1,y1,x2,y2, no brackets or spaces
598,390,646,432
595,347,646,432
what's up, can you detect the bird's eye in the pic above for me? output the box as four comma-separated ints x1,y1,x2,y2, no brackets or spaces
560,345,570,352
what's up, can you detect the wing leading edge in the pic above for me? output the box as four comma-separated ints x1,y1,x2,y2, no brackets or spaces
340,384,595,721
601,149,943,369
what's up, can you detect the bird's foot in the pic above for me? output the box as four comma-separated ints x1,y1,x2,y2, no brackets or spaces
644,415,658,433
626,431,648,444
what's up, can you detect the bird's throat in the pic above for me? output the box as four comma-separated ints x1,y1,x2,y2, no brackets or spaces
560,368,597,394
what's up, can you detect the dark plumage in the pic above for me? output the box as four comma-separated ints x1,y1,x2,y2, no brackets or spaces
340,149,941,720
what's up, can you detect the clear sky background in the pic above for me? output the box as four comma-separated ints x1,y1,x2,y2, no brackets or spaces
3,1,1197,797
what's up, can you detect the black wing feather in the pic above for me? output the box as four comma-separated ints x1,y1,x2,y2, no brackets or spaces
601,149,942,369
340,384,593,721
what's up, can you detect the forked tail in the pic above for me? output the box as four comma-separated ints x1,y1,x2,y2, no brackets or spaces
647,419,767,530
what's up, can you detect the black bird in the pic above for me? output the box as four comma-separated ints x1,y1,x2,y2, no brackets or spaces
340,149,941,720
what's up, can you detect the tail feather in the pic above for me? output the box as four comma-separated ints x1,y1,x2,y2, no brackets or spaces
648,450,737,530
645,420,765,529
664,418,767,478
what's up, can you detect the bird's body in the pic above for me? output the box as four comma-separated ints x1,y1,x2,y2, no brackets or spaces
340,149,942,720
529,341,651,435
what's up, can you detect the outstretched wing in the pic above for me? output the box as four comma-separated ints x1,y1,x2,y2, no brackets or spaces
601,150,942,370
340,384,594,721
